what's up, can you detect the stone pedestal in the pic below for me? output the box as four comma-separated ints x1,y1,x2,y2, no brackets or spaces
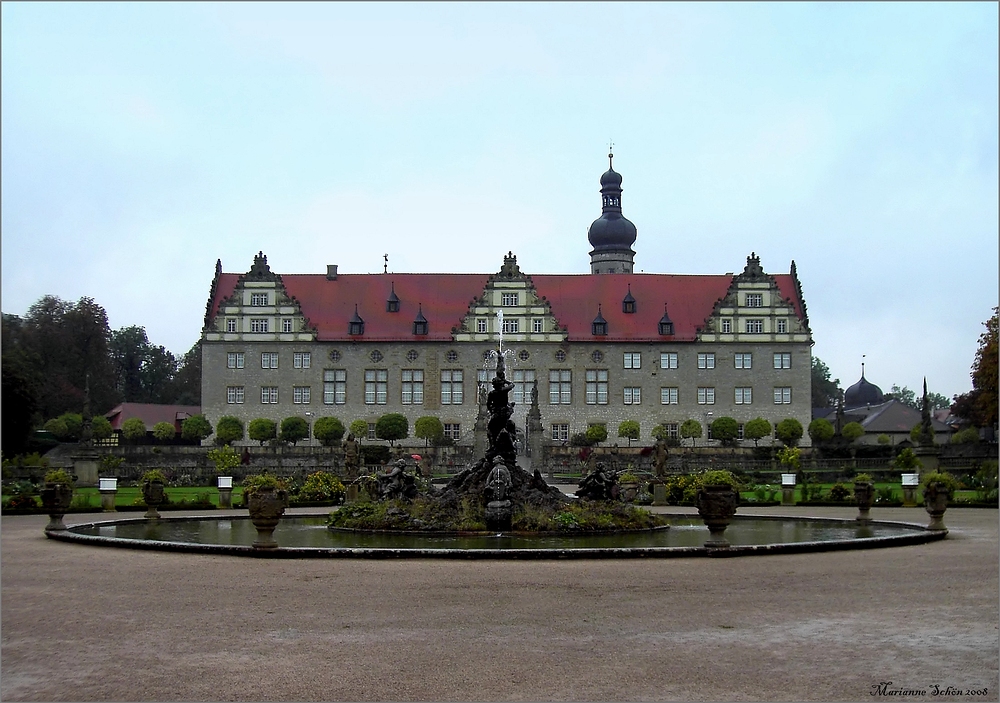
99,477,117,512
914,445,940,473
901,473,919,507
652,483,667,506
217,476,233,509
781,474,797,506
346,484,359,503
72,450,100,487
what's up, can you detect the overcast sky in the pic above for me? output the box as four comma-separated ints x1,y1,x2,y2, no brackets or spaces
3,2,997,400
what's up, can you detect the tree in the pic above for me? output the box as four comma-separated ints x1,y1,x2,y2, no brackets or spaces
585,424,608,445
248,418,277,446
709,416,739,447
680,419,702,447
414,416,444,447
91,415,113,441
950,427,980,444
775,418,803,447
811,356,841,408
314,417,347,446
121,417,147,442
57,413,84,441
43,417,69,440
808,418,835,444
215,416,244,445
110,325,180,404
349,420,369,441
953,306,999,428
744,417,772,448
888,384,951,411
375,413,408,445
207,445,241,473
152,421,176,441
280,416,310,445
841,421,865,443
617,420,640,446
181,414,213,443
170,340,202,405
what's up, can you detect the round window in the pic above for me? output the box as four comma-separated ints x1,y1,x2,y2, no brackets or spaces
370,350,383,362
447,350,458,362
555,349,567,362
519,349,530,361
591,350,604,362
406,349,419,362
329,350,341,362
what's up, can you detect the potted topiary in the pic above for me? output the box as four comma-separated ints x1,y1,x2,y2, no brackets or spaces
920,471,959,531
243,473,289,549
695,469,741,547
617,471,640,502
139,469,168,519
853,473,875,524
40,469,75,532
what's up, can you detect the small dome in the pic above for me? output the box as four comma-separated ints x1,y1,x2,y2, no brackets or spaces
589,214,637,251
600,167,623,188
844,373,884,408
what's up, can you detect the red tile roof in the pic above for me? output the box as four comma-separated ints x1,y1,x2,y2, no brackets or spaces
105,403,201,430
209,271,806,343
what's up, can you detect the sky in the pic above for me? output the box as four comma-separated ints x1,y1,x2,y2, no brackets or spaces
2,2,997,401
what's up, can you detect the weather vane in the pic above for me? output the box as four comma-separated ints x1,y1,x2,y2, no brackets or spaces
384,253,388,274
608,138,614,167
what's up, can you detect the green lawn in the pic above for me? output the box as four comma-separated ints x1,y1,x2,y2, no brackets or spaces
1,486,244,510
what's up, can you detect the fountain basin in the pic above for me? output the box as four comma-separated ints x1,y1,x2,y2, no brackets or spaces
47,514,945,558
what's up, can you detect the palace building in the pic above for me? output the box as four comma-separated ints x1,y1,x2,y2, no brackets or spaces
200,155,814,448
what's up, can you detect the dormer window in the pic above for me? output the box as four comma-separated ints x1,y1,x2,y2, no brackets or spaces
658,306,674,336
349,305,365,336
386,283,400,313
592,306,607,336
622,285,636,314
413,305,428,336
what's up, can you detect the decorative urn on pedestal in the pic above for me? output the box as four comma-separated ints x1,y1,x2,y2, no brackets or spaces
140,470,167,519
695,470,740,548
243,474,288,549
40,469,75,532
853,473,875,524
920,471,957,532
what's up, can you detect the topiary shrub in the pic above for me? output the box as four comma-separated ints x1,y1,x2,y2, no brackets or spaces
44,468,75,486
294,471,346,504
121,417,147,443
215,416,245,445
152,422,176,441
829,483,851,502
313,417,346,447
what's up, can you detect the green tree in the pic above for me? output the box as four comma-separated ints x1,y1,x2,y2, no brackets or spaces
953,306,998,428
280,416,310,445
314,416,346,446
950,427,980,444
375,413,408,445
207,445,241,473
349,420,369,441
43,417,69,440
55,413,83,441
651,424,670,441
743,417,772,447
414,416,444,447
170,340,202,405
709,416,739,447
91,415,113,441
680,419,702,447
585,423,608,445
152,421,176,441
110,325,180,404
617,420,640,446
841,421,865,443
811,356,841,408
808,418,835,444
215,416,244,445
248,418,277,446
775,418,803,447
121,417,147,442
888,384,951,412
181,414,213,443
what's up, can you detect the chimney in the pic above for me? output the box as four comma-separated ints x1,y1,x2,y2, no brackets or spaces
326,264,338,280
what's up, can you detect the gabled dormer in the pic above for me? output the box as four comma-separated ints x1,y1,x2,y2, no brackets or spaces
412,305,428,336
453,252,566,343
698,252,811,343
203,251,316,343
386,283,400,313
622,285,636,314
591,306,608,336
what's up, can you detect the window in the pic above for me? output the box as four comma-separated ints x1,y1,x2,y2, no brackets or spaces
585,369,608,405
250,318,269,333
227,352,245,369
746,293,763,307
282,319,293,333
623,352,641,369
367,422,377,441
370,350,383,362
549,370,571,404
592,318,607,336
551,423,569,442
446,350,458,362
443,423,461,441
261,352,278,369
324,369,346,405
512,370,535,405
698,353,715,369
746,319,764,333
737,423,745,441
532,318,543,333
401,369,424,405
413,318,428,335
776,318,788,334
293,352,311,369
658,319,674,335
774,387,792,404
261,386,278,404
591,350,604,363
555,350,567,362
293,386,311,404
501,292,519,306
502,317,519,334
773,352,791,369
226,319,237,333
623,387,641,405
661,387,678,405
227,386,244,404
697,387,715,405
441,370,463,405
518,350,530,361
478,369,490,391
720,318,733,334
477,318,488,333
660,352,678,369
329,350,341,362
734,353,752,369
735,387,753,405
406,349,419,362
250,292,269,306
663,422,679,439
365,369,388,405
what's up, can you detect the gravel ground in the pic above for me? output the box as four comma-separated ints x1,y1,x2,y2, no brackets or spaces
2,503,997,702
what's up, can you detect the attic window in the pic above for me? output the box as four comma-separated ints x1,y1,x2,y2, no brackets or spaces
658,306,674,336
387,284,400,313
413,305,428,336
349,306,365,336
592,307,607,336
622,286,636,314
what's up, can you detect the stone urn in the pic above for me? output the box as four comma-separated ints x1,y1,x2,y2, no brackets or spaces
619,482,639,502
141,480,166,519
247,486,288,549
695,484,739,548
854,481,875,524
923,482,951,531
40,481,74,532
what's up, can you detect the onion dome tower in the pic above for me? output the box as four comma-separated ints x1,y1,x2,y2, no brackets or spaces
844,364,884,409
588,150,637,274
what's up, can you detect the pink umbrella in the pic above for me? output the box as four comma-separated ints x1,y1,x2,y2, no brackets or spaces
411,454,422,461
